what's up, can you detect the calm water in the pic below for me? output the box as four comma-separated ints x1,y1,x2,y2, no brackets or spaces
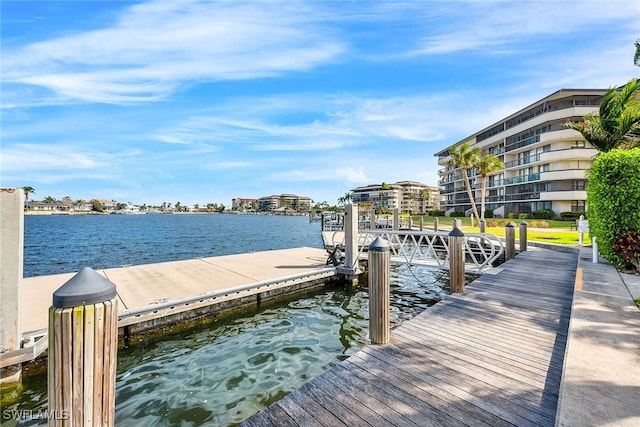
23,214,323,277
7,214,450,426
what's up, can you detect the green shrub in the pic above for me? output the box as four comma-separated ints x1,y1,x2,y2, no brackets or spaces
507,212,516,219
560,211,584,220
448,211,466,217
612,230,640,272
484,209,494,219
533,209,555,219
518,213,528,220
587,148,640,269
429,209,445,217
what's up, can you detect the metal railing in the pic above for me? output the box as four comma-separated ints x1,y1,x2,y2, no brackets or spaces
326,228,504,273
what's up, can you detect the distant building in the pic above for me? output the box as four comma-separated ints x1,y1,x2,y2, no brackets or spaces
258,194,312,213
232,198,258,212
351,181,440,214
95,199,118,212
435,88,606,217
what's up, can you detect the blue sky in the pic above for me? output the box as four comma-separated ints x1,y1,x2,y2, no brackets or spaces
2,0,639,207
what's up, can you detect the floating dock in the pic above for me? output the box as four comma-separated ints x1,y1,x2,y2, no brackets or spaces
19,247,336,339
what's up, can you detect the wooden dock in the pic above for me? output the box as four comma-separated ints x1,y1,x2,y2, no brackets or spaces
19,247,333,336
241,247,577,426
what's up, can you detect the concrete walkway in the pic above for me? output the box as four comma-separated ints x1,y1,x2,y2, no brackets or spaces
555,246,640,426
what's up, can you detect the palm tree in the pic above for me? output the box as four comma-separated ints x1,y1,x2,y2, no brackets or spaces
420,188,430,213
477,154,504,221
448,141,481,223
43,196,56,204
565,78,640,152
21,186,35,202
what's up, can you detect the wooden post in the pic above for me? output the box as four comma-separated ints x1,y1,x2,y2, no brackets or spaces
419,216,424,231
448,228,465,293
408,216,413,230
519,221,528,252
479,220,486,233
505,223,516,260
341,204,360,288
0,188,24,395
368,237,390,344
49,267,118,426
392,208,399,231
433,217,438,232
370,208,376,230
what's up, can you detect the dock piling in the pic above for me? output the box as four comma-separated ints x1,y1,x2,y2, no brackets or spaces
448,228,465,293
49,267,118,426
341,204,361,288
519,221,528,252
0,188,24,398
505,223,516,260
368,236,390,344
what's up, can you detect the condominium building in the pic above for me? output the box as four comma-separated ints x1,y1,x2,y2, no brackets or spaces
435,89,606,217
351,181,440,214
257,194,312,212
232,197,258,212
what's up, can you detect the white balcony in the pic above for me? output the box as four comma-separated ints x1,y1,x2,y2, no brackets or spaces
539,190,587,201
540,169,588,181
539,148,597,163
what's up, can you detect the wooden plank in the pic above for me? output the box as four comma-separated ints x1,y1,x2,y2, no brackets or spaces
61,307,73,427
286,383,348,426
273,396,323,427
83,304,95,427
372,341,557,421
322,366,421,426
309,372,394,426
399,321,558,381
48,307,59,421
72,306,84,425
349,349,504,426
258,401,296,427
103,299,117,426
360,344,555,426
390,329,558,409
93,302,105,426
338,359,462,427
296,379,372,426
240,410,277,427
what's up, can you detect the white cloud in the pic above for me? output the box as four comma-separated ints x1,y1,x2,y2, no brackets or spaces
2,143,102,172
335,167,370,184
2,1,346,105
413,1,639,56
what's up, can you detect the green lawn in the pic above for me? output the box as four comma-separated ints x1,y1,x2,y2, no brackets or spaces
405,215,588,246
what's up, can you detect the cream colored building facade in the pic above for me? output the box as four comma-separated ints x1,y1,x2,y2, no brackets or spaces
435,89,606,217
351,181,440,214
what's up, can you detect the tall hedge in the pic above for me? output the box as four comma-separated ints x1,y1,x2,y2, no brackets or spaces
587,148,640,269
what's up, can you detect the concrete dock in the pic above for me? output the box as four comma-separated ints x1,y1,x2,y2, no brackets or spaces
19,247,334,336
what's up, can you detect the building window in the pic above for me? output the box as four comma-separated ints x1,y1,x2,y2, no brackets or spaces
571,200,586,212
572,140,585,148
